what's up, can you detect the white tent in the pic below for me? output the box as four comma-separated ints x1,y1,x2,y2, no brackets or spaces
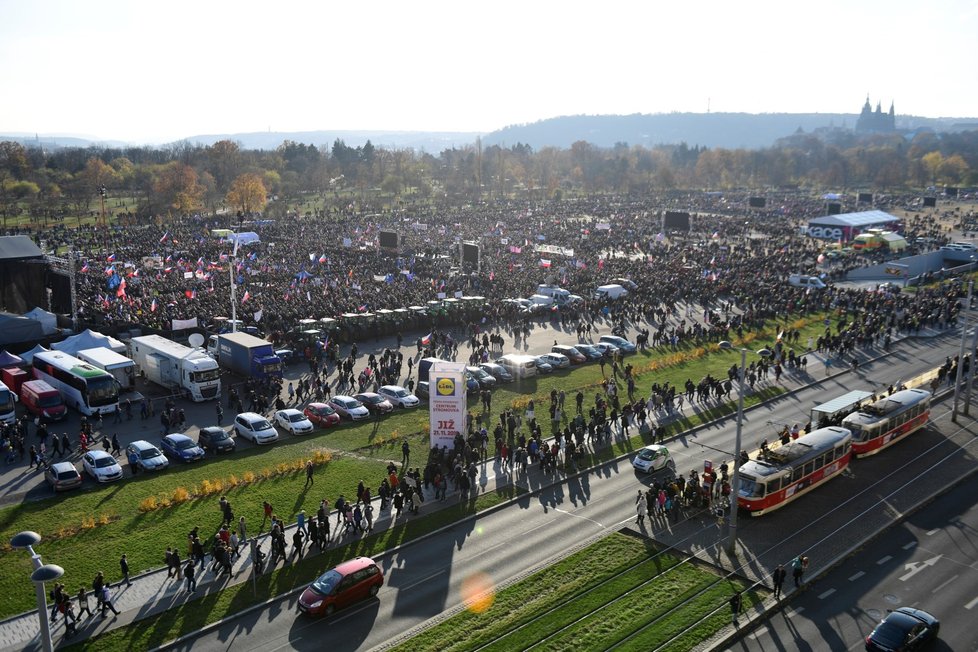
51,329,126,356
19,344,49,365
23,307,58,335
229,231,261,245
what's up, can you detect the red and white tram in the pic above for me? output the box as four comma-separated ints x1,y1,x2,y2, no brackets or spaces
842,388,931,457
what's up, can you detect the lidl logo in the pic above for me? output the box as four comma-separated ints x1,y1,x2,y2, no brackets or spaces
436,376,456,396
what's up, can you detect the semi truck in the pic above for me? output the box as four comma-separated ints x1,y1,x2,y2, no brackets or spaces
129,335,222,401
207,332,282,380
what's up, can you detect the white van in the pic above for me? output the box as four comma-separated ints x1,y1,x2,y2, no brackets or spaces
788,274,827,289
497,354,538,379
594,284,628,300
528,294,554,307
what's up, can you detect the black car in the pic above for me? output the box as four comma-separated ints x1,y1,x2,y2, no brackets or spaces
865,607,939,651
198,426,236,453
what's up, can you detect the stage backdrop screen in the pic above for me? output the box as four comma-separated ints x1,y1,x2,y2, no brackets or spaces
858,192,873,203
663,211,691,230
826,202,842,215
748,197,766,208
379,231,398,248
462,242,480,265
922,197,937,208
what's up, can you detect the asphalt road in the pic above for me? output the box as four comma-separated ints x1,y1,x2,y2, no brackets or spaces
159,334,976,652
731,478,978,652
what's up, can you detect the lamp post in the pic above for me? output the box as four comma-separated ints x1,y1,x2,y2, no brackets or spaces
718,342,771,555
10,531,64,652
952,280,974,423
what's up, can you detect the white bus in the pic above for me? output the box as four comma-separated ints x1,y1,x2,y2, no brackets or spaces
32,350,119,416
0,381,16,424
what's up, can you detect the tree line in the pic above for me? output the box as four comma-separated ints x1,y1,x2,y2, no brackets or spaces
0,127,976,224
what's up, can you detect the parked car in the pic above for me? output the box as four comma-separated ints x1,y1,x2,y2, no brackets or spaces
378,385,420,408
233,412,280,445
594,342,620,357
45,461,83,491
274,408,315,435
297,556,384,616
479,362,513,383
552,345,587,364
353,392,395,415
161,433,205,463
127,440,170,472
304,403,341,428
82,450,123,483
533,356,554,373
329,396,370,421
598,335,637,353
465,366,497,389
631,445,675,474
198,426,236,453
865,607,939,651
415,382,430,400
573,343,604,361
538,352,570,369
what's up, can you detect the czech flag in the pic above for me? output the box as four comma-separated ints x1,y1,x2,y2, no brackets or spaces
150,298,158,312
421,332,432,346
241,290,250,304
185,289,196,300
319,254,328,264
80,262,90,273
106,253,116,263
159,231,169,243
539,259,551,268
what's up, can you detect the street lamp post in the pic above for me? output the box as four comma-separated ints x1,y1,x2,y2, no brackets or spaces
952,280,974,423
719,342,771,555
10,531,64,652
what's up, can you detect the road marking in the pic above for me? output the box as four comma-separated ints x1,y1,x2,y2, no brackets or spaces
818,588,836,599
931,575,958,594
748,626,769,640
926,528,939,536
965,596,978,610
848,571,866,582
877,555,893,565
900,555,942,581
554,508,604,528
400,568,446,592
786,606,805,618
902,541,917,550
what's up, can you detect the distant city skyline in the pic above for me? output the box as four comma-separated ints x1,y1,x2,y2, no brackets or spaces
2,0,976,144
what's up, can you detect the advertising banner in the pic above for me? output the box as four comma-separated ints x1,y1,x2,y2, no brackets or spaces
429,361,467,450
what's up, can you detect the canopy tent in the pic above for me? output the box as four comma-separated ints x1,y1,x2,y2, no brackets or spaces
210,229,234,238
23,306,58,335
51,328,126,355
0,313,45,346
0,349,24,367
19,344,48,365
229,231,261,245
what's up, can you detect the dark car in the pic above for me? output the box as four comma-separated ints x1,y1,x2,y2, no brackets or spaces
161,433,205,463
416,381,430,399
465,366,497,389
552,345,586,364
297,556,384,616
198,426,236,453
865,607,940,651
573,344,604,361
353,392,395,415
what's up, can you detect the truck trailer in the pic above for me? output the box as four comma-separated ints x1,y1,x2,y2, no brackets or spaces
129,335,222,401
208,332,282,380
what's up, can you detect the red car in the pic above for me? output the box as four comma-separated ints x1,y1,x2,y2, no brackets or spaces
304,402,341,428
297,557,384,616
552,345,587,364
354,392,395,415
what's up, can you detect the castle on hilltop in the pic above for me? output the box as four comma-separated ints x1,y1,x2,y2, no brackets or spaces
855,96,896,133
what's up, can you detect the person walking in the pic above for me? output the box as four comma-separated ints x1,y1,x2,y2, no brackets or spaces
92,572,105,612
304,460,314,487
216,403,224,426
401,440,410,467
635,490,647,525
120,553,132,586
773,563,787,599
100,584,121,618
76,586,92,619
729,591,742,627
184,560,197,593
791,556,808,587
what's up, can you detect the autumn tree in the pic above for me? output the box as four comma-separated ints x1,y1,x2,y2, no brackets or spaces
225,173,267,215
153,162,205,215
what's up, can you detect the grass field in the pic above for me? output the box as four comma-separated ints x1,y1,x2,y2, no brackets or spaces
0,310,829,619
389,531,766,652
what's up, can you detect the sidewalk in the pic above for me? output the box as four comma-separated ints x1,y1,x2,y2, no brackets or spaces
0,324,952,651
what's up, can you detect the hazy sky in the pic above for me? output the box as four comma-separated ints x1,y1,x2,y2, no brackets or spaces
2,0,976,143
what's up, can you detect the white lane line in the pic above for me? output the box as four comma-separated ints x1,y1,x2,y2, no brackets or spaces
965,596,978,610
877,555,893,565
902,541,917,550
786,606,805,618
848,571,866,582
554,508,604,528
400,568,446,592
818,588,836,599
748,626,769,640
926,528,940,536
931,575,958,594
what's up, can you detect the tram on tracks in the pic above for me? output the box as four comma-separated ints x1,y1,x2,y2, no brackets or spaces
841,388,932,457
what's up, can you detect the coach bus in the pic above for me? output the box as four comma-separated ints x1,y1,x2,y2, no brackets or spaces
842,388,931,457
32,350,119,416
0,381,16,424
737,426,852,516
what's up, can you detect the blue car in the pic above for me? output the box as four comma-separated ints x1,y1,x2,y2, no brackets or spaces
161,433,205,463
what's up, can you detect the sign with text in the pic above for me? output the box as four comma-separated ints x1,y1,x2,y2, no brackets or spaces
429,361,467,450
